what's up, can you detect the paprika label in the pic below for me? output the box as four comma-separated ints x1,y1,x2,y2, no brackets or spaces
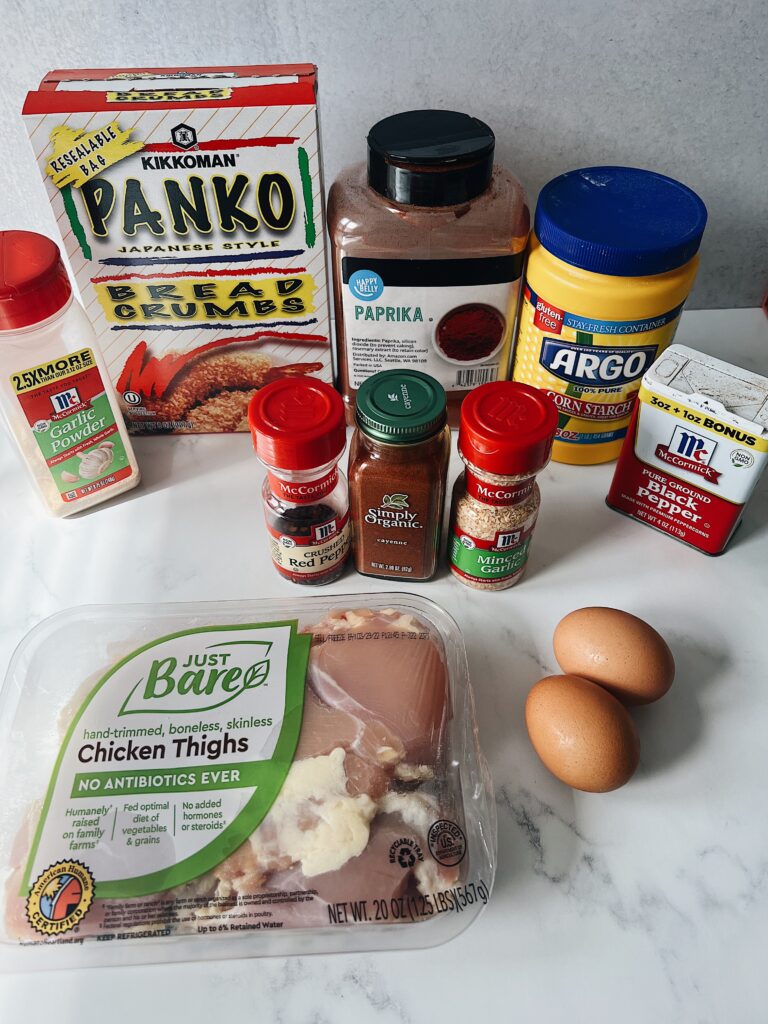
11,347,132,502
341,255,524,393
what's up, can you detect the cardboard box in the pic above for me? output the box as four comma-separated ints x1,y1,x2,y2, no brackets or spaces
24,66,332,433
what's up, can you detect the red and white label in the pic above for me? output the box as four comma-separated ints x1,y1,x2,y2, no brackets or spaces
654,443,721,482
528,287,564,335
267,511,350,582
267,467,338,504
607,404,748,554
465,469,535,506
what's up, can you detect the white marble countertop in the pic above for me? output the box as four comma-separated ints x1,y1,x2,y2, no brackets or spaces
1,308,766,1023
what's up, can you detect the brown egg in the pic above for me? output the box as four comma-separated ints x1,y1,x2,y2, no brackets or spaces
525,674,640,793
553,607,675,705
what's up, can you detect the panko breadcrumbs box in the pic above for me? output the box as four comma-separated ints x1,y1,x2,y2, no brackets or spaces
23,65,332,433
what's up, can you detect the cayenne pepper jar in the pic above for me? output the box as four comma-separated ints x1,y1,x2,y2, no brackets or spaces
348,369,450,581
448,382,557,590
248,378,350,585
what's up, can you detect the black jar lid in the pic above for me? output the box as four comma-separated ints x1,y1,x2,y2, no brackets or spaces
367,110,495,207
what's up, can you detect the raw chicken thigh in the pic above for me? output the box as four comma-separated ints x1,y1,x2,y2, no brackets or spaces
6,607,461,942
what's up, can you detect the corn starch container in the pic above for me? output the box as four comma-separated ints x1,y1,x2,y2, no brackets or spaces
512,167,707,465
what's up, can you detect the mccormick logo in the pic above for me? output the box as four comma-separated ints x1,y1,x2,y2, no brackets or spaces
50,387,81,413
119,638,272,716
540,340,657,387
655,425,721,482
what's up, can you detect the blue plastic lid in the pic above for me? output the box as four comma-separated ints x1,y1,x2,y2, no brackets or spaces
534,166,707,277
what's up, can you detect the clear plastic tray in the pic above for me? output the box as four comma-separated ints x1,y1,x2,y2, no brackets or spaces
0,594,494,970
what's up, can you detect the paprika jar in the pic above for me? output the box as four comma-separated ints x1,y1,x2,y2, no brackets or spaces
248,378,350,586
448,382,557,590
328,109,529,426
348,369,450,581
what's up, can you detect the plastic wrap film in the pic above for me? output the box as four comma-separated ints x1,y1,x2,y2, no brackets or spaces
0,595,494,968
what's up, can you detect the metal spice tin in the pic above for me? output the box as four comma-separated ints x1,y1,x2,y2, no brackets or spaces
607,345,768,554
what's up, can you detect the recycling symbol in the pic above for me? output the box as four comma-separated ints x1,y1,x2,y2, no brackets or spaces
397,847,416,869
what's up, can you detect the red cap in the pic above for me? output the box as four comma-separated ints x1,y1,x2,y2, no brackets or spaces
0,231,72,331
459,381,558,475
248,378,346,470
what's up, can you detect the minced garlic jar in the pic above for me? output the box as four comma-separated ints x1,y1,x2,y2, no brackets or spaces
448,382,557,590
0,231,139,516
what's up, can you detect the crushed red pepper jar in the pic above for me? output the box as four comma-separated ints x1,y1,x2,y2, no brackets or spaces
248,379,350,585
328,109,530,427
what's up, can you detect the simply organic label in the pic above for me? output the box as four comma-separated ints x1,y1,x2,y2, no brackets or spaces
23,622,309,902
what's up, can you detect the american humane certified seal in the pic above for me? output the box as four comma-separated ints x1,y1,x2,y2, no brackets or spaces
26,860,95,936
428,819,467,867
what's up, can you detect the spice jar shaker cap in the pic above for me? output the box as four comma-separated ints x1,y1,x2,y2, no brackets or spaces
459,382,558,475
248,378,346,470
356,369,447,444
0,231,72,331
367,110,495,207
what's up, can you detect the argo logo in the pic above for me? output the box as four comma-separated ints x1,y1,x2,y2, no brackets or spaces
540,340,658,387
348,269,384,301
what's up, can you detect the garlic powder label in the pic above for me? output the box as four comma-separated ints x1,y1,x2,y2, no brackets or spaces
23,622,309,900
11,347,133,503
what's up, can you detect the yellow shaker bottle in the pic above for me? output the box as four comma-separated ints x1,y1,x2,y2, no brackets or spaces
512,167,707,465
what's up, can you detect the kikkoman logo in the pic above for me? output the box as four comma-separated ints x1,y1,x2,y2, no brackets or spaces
119,639,272,716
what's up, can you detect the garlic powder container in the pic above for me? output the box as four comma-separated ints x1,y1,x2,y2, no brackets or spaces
0,230,139,515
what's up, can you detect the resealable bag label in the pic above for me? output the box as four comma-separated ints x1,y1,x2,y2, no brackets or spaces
24,621,309,908
341,255,524,392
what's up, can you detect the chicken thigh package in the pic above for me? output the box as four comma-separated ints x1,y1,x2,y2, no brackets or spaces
0,595,494,969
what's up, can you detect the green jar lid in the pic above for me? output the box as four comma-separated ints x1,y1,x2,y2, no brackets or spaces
356,370,447,443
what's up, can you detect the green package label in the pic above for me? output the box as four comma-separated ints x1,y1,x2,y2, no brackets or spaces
12,347,131,501
450,532,531,583
23,621,310,900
